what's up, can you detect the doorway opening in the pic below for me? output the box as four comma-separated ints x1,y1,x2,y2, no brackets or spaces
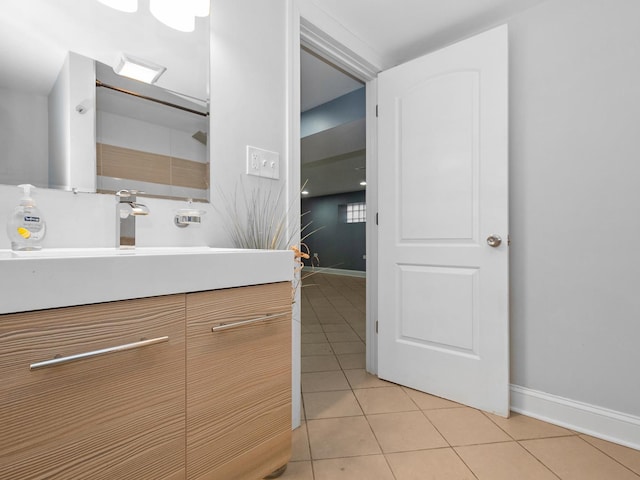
299,46,368,359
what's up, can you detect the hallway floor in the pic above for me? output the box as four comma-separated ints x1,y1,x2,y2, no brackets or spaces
282,273,640,479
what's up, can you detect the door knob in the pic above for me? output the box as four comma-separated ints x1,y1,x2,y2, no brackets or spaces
487,235,502,247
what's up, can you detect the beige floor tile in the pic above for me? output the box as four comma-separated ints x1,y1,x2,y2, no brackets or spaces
345,369,393,389
313,455,395,480
291,423,311,461
485,411,574,440
302,332,328,344
331,341,366,354
279,461,313,480
301,355,341,373
336,352,366,370
301,398,306,420
456,441,558,480
325,330,362,342
386,449,476,480
580,435,640,475
354,386,418,414
301,371,350,393
307,416,381,459
321,324,354,333
301,324,324,333
521,436,639,480
318,318,348,326
367,411,448,452
402,387,464,410
304,390,363,419
424,407,511,446
301,342,334,356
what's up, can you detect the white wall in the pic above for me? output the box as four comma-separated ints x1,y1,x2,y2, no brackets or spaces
0,88,49,187
48,52,96,192
508,0,640,420
209,0,289,245
208,0,297,425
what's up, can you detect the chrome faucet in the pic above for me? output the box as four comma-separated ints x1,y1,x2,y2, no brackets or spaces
116,190,149,249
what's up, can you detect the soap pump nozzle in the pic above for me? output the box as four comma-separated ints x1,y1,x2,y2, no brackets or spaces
17,184,36,207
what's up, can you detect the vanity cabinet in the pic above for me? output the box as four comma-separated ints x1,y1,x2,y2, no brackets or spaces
186,282,292,480
0,281,292,480
0,295,187,480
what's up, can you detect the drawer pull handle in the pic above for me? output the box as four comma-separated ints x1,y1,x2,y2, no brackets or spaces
211,311,289,332
29,336,170,371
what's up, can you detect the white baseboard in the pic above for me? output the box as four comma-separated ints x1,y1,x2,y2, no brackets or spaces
303,267,366,278
510,384,640,451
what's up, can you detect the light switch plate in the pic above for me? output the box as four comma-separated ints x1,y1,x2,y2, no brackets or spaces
246,146,280,180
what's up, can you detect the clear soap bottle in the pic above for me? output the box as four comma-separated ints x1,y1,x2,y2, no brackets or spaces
6,184,46,251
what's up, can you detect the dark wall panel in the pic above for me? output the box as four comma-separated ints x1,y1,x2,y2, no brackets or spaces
301,191,366,272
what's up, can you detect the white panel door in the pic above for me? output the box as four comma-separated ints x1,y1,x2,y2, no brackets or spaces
377,25,509,416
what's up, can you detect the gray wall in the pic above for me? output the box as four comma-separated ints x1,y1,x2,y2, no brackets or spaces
508,0,640,416
0,88,48,187
301,190,366,271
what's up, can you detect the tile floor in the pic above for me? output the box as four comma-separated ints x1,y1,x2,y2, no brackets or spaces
282,273,640,479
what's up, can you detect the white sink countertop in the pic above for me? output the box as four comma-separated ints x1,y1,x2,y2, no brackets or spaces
0,247,294,314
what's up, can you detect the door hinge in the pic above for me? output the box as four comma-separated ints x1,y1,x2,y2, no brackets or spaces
375,212,379,225
375,105,378,117
376,320,378,334
508,234,511,246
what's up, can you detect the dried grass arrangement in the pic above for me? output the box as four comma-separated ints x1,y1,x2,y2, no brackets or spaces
216,180,323,299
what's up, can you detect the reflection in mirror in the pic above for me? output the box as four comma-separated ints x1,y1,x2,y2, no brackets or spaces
95,61,209,201
0,0,210,201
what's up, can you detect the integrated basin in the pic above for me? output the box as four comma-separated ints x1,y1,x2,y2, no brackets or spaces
0,247,293,314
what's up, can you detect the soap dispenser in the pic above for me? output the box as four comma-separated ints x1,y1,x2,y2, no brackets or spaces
6,184,46,251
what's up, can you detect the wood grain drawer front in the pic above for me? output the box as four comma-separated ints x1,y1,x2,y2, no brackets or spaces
0,295,187,480
186,282,292,480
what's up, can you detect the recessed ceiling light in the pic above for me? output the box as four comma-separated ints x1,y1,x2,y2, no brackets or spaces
360,181,367,186
97,0,138,13
301,190,309,195
114,54,166,84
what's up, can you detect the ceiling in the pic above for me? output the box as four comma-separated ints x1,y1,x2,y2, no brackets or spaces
308,0,549,68
0,0,209,100
300,0,550,198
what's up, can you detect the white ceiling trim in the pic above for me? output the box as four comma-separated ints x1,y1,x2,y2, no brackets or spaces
300,17,380,82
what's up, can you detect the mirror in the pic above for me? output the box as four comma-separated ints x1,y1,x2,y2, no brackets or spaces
0,0,210,201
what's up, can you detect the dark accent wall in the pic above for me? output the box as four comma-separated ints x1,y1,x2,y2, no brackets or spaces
301,190,366,272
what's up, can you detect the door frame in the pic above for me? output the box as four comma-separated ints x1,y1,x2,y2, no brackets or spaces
287,3,382,428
